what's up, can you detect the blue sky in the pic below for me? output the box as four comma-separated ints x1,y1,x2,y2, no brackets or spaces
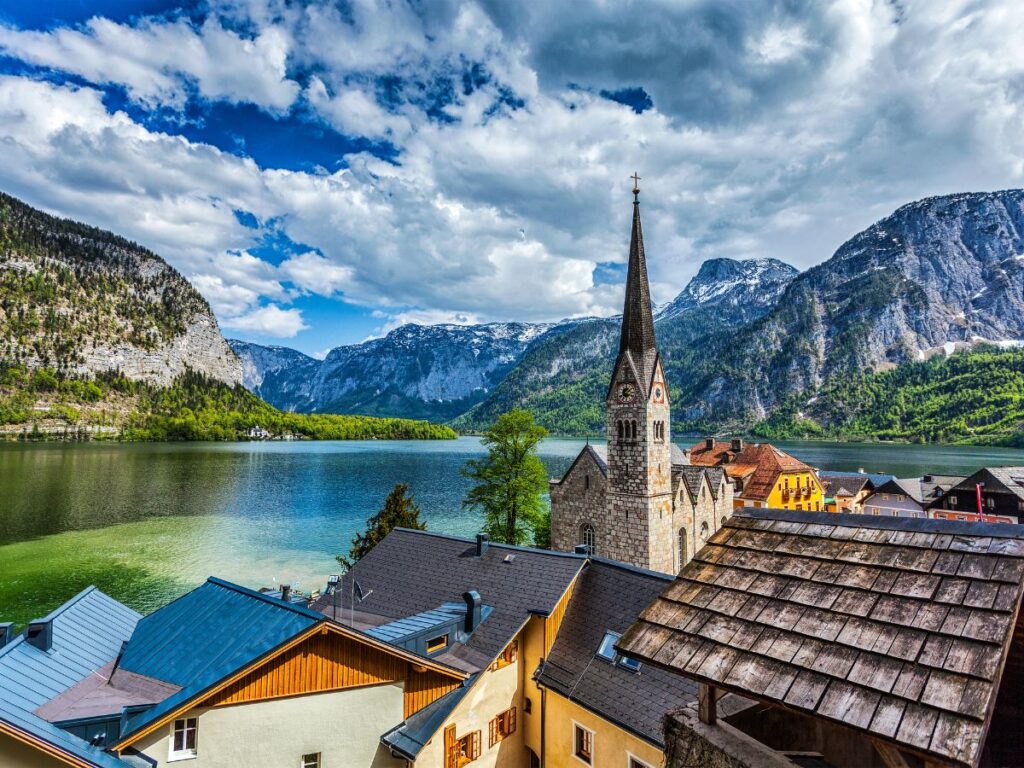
0,1,1021,354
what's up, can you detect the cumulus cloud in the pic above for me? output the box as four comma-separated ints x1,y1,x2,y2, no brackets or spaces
1,0,1023,345
0,17,299,112
221,304,309,337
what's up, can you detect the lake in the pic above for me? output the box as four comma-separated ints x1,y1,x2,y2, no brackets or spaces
3,436,1024,626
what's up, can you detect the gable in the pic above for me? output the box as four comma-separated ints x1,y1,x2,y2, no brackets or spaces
606,348,644,403
648,355,668,405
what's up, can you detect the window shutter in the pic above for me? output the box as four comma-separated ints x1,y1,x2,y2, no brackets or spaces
489,717,497,748
472,730,481,759
509,706,517,734
444,725,457,768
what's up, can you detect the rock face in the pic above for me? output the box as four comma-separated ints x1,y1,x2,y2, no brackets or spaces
234,322,578,420
656,257,798,323
673,189,1024,427
0,192,241,387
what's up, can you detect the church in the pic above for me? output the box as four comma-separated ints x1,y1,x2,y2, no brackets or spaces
550,179,733,574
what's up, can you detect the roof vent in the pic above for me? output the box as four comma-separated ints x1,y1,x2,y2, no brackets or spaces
463,590,482,633
26,619,53,652
280,585,291,603
476,533,489,557
0,622,12,649
704,437,715,450
923,474,934,483
574,544,592,556
503,554,516,563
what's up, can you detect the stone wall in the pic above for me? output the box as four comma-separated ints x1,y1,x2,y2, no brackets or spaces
550,449,607,554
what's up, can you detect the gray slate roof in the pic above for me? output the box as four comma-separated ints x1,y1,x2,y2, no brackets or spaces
313,529,586,670
536,559,698,746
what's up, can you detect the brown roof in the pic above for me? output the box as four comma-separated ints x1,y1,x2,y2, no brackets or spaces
33,661,180,723
689,441,813,502
618,508,1024,768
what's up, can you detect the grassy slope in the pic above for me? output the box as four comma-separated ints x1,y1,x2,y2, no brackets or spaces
752,346,1024,446
0,366,457,441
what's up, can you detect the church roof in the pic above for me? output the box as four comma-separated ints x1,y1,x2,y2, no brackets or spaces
616,194,659,395
619,508,1024,768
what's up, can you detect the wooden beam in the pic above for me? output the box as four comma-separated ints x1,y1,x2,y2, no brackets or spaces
699,683,717,724
872,738,912,768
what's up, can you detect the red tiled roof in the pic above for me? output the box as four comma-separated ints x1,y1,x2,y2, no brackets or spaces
688,441,814,502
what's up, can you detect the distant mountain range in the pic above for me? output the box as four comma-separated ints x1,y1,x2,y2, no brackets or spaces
236,190,1024,440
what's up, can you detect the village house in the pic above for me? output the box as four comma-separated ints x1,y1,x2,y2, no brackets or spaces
818,471,887,513
688,438,824,512
550,183,733,574
929,468,1024,524
863,475,966,518
619,508,1024,768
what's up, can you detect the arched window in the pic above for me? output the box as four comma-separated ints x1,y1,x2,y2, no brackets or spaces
584,474,590,490
678,529,688,570
579,523,596,554
700,521,710,542
617,420,623,440
631,420,637,439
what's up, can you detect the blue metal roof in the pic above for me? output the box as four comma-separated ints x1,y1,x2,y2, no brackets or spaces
366,603,467,644
118,578,320,740
0,698,132,768
0,586,140,713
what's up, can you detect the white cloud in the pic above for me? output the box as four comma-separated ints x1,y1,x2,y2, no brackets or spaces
1,0,1024,346
0,17,299,112
221,304,309,337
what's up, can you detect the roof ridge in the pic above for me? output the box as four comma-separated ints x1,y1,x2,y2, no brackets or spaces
390,528,589,559
0,585,104,659
588,557,674,582
205,577,325,620
733,506,1024,538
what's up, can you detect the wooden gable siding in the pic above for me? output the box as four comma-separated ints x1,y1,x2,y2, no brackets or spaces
404,668,461,718
198,627,457,715
544,577,577,654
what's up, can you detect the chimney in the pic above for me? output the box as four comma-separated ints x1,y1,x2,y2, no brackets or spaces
280,585,291,603
574,544,592,556
731,437,743,453
704,437,715,451
0,623,12,649
463,590,482,633
476,533,489,557
923,474,934,483
26,619,53,652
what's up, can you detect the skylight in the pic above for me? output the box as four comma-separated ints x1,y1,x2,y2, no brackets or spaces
596,630,642,672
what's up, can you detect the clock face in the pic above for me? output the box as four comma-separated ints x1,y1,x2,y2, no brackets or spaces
618,383,635,402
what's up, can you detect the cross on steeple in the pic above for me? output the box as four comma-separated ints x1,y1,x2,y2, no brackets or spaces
631,172,641,201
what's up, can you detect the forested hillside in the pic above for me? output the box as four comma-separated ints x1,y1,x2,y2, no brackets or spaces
752,347,1024,445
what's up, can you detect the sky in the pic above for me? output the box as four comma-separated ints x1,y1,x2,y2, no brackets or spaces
0,1,1021,355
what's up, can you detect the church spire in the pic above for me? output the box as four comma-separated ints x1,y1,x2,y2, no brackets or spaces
618,173,658,393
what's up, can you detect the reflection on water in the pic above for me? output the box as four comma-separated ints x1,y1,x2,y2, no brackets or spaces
2,436,1023,624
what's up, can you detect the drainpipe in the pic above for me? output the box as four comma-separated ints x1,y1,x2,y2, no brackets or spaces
540,686,547,768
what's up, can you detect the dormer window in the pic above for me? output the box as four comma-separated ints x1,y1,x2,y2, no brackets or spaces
426,634,449,654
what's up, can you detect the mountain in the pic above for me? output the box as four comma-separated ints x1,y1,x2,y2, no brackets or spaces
671,190,1024,430
0,191,241,386
655,257,798,322
231,321,582,421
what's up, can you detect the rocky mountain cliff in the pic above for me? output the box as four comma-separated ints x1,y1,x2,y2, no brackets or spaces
655,257,798,322
671,190,1024,428
232,321,580,421
0,192,241,386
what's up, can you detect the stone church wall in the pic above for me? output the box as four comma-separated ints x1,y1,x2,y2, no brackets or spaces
550,450,608,554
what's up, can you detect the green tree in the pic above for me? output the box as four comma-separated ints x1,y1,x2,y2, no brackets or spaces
461,409,549,545
337,483,426,569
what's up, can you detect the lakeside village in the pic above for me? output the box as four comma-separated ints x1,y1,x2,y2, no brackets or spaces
4,189,1024,768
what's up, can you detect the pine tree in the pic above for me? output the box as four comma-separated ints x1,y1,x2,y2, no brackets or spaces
337,483,426,569
461,409,549,546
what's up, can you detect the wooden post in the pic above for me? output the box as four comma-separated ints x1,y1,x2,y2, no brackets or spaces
698,683,717,724
872,738,911,768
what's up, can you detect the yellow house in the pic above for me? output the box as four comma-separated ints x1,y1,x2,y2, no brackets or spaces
689,438,824,512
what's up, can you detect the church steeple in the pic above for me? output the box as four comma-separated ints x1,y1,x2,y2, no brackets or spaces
618,174,659,395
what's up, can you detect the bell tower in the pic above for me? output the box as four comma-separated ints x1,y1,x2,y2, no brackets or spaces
604,175,674,572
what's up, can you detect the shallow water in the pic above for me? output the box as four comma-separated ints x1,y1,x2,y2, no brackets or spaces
2,436,1022,625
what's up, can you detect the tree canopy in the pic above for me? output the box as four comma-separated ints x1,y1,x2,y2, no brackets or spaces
337,483,427,569
461,409,549,546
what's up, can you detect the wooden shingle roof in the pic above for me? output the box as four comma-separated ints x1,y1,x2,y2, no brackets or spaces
618,508,1024,768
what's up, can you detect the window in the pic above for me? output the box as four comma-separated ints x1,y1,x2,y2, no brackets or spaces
169,717,197,761
491,640,518,671
580,523,596,554
617,420,623,439
445,725,481,768
986,497,996,510
678,529,688,571
629,757,654,768
301,754,321,768
584,473,590,490
574,723,594,764
489,707,517,747
949,495,958,507
426,634,449,654
524,697,533,714
596,630,642,671
700,521,709,542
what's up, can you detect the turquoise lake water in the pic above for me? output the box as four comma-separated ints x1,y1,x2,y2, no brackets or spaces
2,437,1024,625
